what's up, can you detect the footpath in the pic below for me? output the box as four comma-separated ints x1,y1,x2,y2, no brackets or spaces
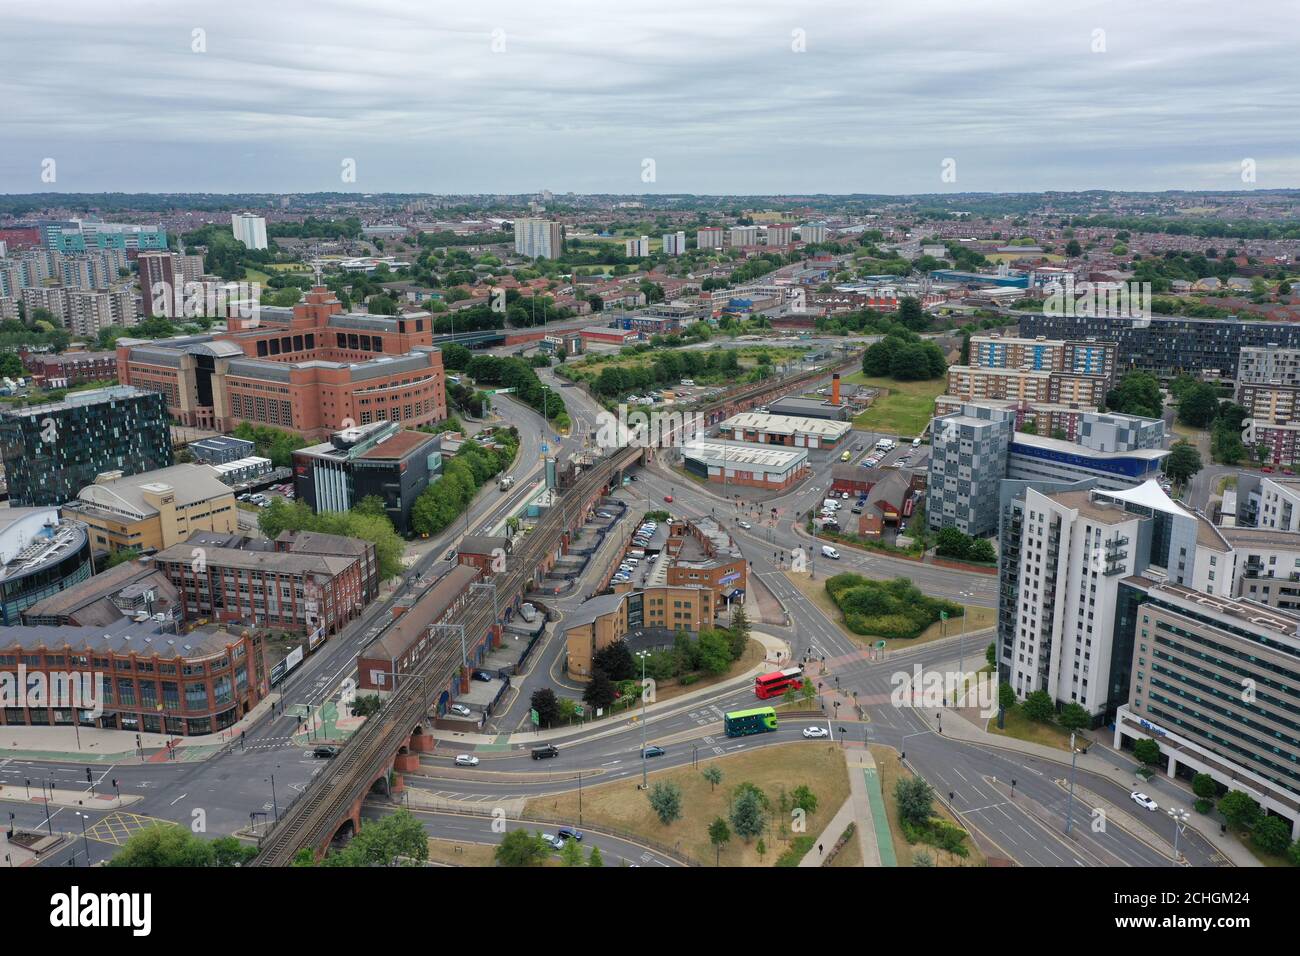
935,657,1258,867
799,745,892,867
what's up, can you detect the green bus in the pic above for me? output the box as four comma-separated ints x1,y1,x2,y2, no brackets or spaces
724,706,778,738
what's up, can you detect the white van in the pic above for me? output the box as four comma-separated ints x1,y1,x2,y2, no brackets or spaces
821,545,840,559
822,498,841,511
912,437,922,448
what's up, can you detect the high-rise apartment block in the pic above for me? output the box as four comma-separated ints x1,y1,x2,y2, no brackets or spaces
513,219,564,259
230,213,268,251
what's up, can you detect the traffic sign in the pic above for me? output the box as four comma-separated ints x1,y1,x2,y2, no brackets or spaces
530,708,540,726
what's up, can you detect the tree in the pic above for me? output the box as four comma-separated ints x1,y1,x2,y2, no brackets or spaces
1218,790,1262,831
1192,773,1218,800
1021,689,1056,723
756,838,767,862
529,688,561,728
913,850,935,867
1058,702,1090,733
0,352,23,378
560,836,585,866
985,642,997,669
702,766,723,792
998,682,1017,712
583,670,617,711
791,784,818,815
897,296,927,331
1163,441,1203,484
1065,239,1082,257
967,538,996,563
696,628,733,675
592,639,636,681
730,787,766,840
211,836,259,867
648,782,683,825
1132,737,1163,767
108,827,220,867
728,603,751,659
1253,815,1292,855
708,817,731,865
321,809,428,867
1288,840,1300,867
495,829,549,866
1177,382,1221,428
894,776,934,825
1106,372,1163,418
935,527,972,560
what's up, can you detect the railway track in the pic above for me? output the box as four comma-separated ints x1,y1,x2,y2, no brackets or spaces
249,359,852,864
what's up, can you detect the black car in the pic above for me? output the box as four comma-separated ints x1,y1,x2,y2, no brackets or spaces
642,745,665,758
472,670,493,682
313,745,340,758
531,744,560,760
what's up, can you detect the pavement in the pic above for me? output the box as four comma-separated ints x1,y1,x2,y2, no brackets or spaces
940,664,1259,867
799,746,889,867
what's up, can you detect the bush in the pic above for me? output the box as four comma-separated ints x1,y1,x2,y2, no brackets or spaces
1194,798,1214,815
825,575,963,639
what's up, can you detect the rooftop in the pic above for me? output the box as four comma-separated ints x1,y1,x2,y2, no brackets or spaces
720,412,852,439
682,439,807,470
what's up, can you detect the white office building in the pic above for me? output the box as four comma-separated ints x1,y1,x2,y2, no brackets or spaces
231,214,268,251
625,236,650,258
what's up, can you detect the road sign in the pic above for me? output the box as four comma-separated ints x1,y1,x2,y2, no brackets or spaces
574,704,584,717
530,708,540,727
940,611,949,621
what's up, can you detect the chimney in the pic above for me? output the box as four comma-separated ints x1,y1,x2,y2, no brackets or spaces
831,373,841,406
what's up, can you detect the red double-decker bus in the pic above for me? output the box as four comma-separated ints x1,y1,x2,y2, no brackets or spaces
755,666,804,699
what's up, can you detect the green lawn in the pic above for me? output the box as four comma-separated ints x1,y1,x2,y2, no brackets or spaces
843,372,945,438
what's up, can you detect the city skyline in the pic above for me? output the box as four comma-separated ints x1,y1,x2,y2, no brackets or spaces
4,0,1299,195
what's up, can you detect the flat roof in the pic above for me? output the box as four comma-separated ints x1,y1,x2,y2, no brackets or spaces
720,412,851,439
683,439,807,470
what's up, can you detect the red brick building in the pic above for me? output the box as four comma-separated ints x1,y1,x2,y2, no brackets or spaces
22,350,119,388
115,285,447,438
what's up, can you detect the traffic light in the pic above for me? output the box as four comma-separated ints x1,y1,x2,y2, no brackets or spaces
85,768,92,782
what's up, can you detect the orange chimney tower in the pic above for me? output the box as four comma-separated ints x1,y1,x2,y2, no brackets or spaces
831,373,841,405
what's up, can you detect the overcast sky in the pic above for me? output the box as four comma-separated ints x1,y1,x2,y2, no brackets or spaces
2,0,1297,196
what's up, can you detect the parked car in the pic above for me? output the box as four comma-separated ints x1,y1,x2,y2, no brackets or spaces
541,833,566,850
802,726,829,739
1130,791,1159,811
449,703,472,717
642,745,666,758
472,670,493,682
313,745,340,758
454,754,480,767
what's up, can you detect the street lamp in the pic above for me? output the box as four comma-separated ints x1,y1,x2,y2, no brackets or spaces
266,772,280,822
635,650,650,790
1167,806,1190,864
74,811,91,866
1064,731,1083,835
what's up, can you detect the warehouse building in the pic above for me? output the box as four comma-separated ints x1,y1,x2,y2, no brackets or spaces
718,411,851,449
681,439,809,490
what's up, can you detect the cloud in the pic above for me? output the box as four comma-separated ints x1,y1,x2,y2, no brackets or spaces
1,0,1297,193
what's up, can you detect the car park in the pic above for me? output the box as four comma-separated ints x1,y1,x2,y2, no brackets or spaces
1130,791,1159,811
454,754,480,767
802,726,829,739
